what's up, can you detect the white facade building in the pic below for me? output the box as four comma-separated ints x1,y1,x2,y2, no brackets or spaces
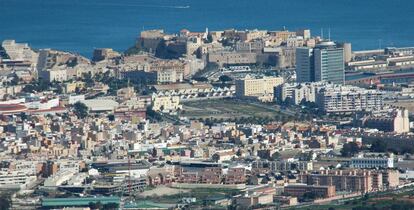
316,85,383,113
351,154,394,169
0,171,37,190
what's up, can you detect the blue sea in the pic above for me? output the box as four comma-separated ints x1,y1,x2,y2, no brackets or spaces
1,0,414,57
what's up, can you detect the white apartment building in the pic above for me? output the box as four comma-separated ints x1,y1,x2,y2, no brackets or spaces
157,69,182,84
316,85,384,113
151,95,182,112
39,69,67,82
1,40,38,64
351,154,394,169
275,82,321,105
43,170,77,187
0,170,37,190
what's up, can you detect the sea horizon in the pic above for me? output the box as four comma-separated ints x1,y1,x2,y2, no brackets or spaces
2,0,414,57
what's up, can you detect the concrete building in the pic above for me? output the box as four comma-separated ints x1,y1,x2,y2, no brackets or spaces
340,42,353,63
316,85,383,113
269,30,296,42
296,29,311,40
252,160,313,172
0,171,37,190
151,95,182,112
313,42,345,84
233,192,273,209
1,40,38,64
299,169,399,193
296,41,344,84
82,99,119,112
362,109,410,133
43,170,77,187
275,82,320,105
92,48,120,62
284,184,336,198
235,76,284,99
39,69,67,82
136,30,165,53
150,59,191,79
347,60,387,71
156,69,182,84
208,51,257,67
299,170,373,193
351,153,394,169
296,47,314,83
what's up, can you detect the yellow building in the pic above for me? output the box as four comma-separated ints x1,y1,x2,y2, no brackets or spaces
64,81,85,93
152,95,182,112
235,76,284,99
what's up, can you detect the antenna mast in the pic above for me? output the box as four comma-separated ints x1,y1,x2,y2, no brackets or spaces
328,28,331,41
321,28,324,40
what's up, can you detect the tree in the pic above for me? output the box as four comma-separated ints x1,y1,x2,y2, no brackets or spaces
0,195,11,210
20,112,27,121
341,142,360,157
270,152,281,161
103,203,119,210
205,33,213,43
82,72,94,87
301,191,317,201
219,75,232,84
73,102,88,119
371,140,387,153
236,149,242,157
193,77,208,82
107,114,115,121
212,153,220,162
89,201,103,210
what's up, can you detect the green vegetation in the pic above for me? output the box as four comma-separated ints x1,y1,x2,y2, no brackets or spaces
340,142,361,157
192,63,219,78
0,194,11,210
219,75,233,84
146,107,162,122
370,141,387,153
192,76,209,82
92,71,151,95
88,202,119,210
181,99,294,124
124,46,145,56
270,152,281,161
73,102,88,119
138,187,240,205
292,187,414,210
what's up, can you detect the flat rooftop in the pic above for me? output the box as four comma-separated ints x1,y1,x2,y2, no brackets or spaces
153,83,213,91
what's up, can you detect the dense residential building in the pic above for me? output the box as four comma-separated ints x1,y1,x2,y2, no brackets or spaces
0,25,413,209
284,184,336,198
362,109,410,133
208,51,257,67
274,82,320,104
233,192,274,209
351,153,394,169
1,40,38,64
0,171,37,190
156,69,181,84
92,48,120,62
252,160,313,172
299,169,399,193
316,85,384,113
151,95,182,112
